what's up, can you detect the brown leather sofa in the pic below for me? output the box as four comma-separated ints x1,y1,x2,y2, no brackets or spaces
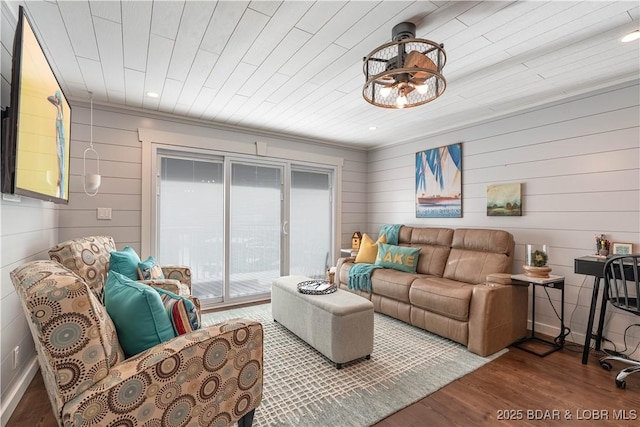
335,226,528,357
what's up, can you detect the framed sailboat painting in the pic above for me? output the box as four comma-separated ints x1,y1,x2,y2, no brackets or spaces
415,143,462,218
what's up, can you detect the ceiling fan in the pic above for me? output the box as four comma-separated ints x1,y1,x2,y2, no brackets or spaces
363,22,447,109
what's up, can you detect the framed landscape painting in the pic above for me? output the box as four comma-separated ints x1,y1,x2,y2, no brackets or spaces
487,183,522,216
415,143,462,218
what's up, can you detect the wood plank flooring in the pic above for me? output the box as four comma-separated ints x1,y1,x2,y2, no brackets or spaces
7,341,639,426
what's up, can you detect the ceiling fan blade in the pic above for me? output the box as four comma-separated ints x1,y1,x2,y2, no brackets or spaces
404,51,437,80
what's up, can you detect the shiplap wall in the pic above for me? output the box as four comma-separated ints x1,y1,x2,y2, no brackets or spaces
63,103,368,252
0,3,60,423
367,80,640,357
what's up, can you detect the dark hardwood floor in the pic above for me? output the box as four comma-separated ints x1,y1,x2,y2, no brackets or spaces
8,341,640,427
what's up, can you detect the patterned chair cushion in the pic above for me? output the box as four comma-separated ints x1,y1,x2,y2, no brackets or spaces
10,260,125,406
48,236,116,303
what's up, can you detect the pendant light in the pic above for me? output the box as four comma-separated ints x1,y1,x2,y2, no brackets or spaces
83,92,101,196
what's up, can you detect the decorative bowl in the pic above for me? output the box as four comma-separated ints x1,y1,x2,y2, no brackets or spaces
523,265,552,278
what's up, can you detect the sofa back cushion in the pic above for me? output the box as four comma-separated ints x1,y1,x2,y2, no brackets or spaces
400,226,454,277
49,236,117,303
443,228,515,284
10,260,124,411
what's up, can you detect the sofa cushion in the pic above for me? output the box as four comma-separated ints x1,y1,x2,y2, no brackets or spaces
375,243,420,273
104,271,176,357
371,269,422,303
409,277,474,322
407,227,454,276
137,256,165,280
443,229,514,284
355,233,387,264
109,246,142,281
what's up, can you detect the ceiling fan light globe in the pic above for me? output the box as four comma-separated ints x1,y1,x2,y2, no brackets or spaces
415,83,430,95
380,86,393,98
396,95,407,108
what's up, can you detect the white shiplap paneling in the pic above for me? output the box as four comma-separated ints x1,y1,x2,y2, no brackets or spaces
367,81,640,357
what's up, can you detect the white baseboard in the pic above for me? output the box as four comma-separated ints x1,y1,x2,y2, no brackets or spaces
0,356,39,426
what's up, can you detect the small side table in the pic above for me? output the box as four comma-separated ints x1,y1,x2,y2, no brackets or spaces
511,274,565,357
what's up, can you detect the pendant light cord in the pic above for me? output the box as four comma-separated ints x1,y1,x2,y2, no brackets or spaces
83,92,100,196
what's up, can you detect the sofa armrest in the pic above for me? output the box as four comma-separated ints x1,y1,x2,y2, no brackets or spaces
161,265,192,287
334,256,355,288
468,283,528,356
62,319,263,426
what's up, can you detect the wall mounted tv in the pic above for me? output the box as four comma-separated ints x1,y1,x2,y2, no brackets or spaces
1,5,71,204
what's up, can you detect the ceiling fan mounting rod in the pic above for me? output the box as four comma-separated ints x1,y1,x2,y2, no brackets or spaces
392,22,416,41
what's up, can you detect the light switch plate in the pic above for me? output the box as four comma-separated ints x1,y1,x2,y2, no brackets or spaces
97,207,112,220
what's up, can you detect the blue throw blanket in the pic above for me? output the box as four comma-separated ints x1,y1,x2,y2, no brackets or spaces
379,224,402,245
348,263,382,293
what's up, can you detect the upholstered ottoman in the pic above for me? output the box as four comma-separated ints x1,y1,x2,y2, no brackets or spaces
272,275,374,369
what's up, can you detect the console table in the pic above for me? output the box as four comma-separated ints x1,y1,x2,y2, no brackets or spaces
574,255,639,364
574,256,608,364
511,274,566,357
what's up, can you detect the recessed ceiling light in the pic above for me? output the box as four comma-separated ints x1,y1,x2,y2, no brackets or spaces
146,91,159,98
621,30,640,43
369,126,377,131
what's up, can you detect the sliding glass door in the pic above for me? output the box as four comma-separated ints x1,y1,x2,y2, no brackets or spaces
157,156,224,301
156,151,334,307
229,162,282,298
289,169,332,279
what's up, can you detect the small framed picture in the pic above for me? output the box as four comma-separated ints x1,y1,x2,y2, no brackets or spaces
611,242,633,255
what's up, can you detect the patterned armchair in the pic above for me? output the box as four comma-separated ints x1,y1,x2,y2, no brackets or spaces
11,260,263,427
48,236,200,313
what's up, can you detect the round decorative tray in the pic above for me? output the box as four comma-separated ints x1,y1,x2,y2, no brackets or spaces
297,280,337,295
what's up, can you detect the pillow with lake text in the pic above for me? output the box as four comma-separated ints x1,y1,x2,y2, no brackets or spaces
375,242,420,273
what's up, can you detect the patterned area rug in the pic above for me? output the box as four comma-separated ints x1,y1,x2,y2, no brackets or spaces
202,304,506,427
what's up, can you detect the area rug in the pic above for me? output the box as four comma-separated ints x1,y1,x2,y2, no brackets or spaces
202,304,506,427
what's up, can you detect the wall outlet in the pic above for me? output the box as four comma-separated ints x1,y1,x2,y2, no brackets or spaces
97,207,112,220
12,346,19,370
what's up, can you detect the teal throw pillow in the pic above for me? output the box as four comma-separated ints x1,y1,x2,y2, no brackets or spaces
104,271,176,357
375,242,421,273
109,246,141,280
138,256,165,280
154,287,200,336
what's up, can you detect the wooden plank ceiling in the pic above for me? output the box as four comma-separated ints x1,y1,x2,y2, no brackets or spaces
11,1,640,148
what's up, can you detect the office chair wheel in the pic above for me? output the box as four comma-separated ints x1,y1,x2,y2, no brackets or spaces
615,379,626,389
600,361,612,371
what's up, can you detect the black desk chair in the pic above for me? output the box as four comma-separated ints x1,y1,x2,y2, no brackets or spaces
599,254,640,389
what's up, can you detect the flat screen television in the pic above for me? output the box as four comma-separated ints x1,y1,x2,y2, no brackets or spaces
1,5,71,204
